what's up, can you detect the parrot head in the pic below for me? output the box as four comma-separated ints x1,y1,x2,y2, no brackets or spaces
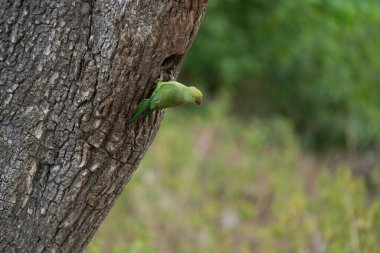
188,86,203,105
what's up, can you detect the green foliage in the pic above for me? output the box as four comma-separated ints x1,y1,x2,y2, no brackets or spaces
87,103,380,253
182,0,380,150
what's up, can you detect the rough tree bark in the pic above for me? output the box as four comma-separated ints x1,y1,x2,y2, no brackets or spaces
0,0,208,252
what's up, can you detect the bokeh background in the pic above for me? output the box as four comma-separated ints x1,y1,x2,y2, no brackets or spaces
87,1,380,252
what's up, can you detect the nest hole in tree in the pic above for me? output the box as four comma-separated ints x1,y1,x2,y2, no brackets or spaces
161,53,183,71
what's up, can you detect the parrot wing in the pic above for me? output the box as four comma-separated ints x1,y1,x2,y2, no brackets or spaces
155,81,166,90
154,81,178,93
150,84,184,109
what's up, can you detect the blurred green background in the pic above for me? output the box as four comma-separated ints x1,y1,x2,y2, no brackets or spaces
87,1,380,252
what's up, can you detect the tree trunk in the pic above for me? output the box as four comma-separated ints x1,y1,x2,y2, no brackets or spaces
0,0,208,252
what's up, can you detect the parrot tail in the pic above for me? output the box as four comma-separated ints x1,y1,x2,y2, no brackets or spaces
130,99,150,123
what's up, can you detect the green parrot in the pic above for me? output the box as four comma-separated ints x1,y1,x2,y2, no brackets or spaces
130,81,203,123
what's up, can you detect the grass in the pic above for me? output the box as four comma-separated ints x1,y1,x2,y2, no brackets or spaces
86,101,380,253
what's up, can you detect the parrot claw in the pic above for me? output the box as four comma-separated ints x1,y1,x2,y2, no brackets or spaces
169,70,176,81
155,70,165,84
155,70,175,83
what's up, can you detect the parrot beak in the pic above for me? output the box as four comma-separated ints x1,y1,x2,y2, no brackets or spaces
196,98,202,105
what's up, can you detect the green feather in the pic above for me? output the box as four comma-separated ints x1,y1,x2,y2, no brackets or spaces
130,99,150,123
